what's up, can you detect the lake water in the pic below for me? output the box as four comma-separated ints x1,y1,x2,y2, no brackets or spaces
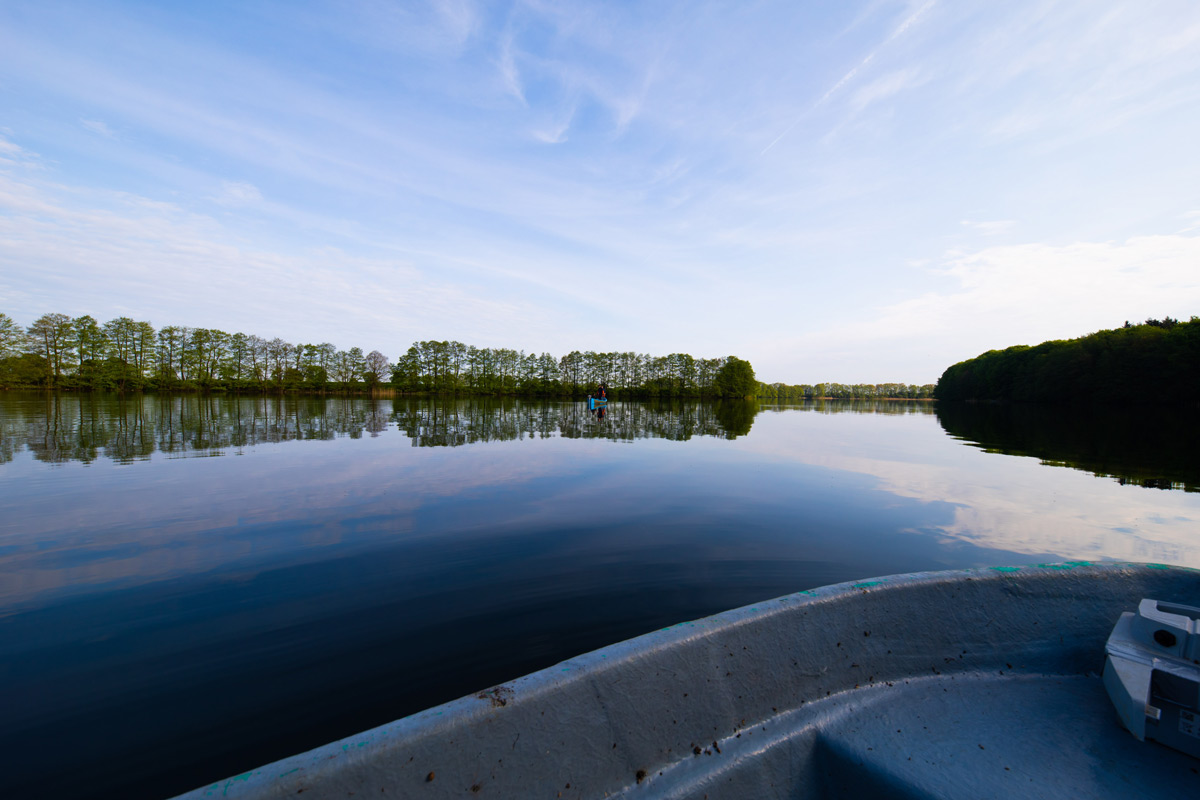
2,392,1198,799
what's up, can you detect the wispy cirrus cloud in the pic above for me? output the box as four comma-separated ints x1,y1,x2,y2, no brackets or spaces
213,180,263,206
761,0,938,154
850,66,926,111
497,32,527,104
80,119,115,138
960,219,1016,236
818,0,937,107
433,0,480,48
531,106,574,144
0,135,40,170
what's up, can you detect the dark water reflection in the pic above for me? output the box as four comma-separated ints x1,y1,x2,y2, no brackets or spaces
0,393,1197,799
936,401,1200,492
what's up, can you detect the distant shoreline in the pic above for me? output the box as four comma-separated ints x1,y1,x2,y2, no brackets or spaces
0,386,938,401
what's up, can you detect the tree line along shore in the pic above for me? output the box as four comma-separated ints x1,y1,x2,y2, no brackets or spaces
0,312,787,397
0,311,928,400
933,317,1200,403
13,312,1188,404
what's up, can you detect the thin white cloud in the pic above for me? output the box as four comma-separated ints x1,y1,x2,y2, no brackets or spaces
497,0,660,138
0,135,38,170
433,0,479,48
960,3,1200,152
308,0,480,58
850,67,925,111
959,219,1016,236
213,180,263,206
762,0,937,154
819,0,936,107
497,33,527,104
531,106,575,144
80,118,115,138
609,66,655,134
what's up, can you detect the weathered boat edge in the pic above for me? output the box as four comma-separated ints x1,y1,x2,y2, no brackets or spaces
172,561,1200,800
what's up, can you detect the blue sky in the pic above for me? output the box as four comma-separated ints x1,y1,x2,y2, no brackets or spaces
2,0,1199,383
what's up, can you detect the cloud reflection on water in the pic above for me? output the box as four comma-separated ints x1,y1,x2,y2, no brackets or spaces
742,406,1200,568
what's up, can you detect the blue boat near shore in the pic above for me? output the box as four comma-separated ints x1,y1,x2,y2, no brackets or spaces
588,397,608,410
173,562,1199,800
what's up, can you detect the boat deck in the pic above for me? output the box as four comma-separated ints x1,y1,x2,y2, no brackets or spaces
174,563,1200,800
648,672,1198,799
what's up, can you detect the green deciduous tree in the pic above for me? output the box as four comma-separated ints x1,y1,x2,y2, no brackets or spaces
713,356,757,398
72,315,108,389
0,313,26,358
101,316,144,391
364,350,391,387
28,313,74,385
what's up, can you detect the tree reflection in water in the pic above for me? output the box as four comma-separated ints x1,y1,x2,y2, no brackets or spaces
936,401,1200,492
0,394,765,465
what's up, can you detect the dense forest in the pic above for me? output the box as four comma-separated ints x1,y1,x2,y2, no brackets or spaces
934,317,1200,403
0,311,765,397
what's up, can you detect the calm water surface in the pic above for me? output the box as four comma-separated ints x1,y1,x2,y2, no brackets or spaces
1,393,1197,799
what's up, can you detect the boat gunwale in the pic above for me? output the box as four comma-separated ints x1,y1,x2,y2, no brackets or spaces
173,561,1200,799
